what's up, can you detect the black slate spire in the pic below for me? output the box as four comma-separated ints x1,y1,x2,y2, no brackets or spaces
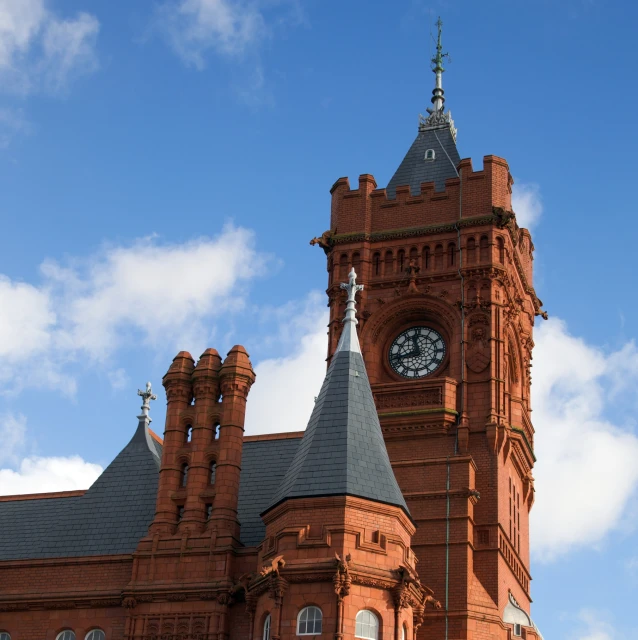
263,269,408,517
386,17,460,198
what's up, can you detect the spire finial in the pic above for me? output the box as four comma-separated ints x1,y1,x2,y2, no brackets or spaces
429,16,449,113
336,268,364,353
418,17,457,141
137,381,157,422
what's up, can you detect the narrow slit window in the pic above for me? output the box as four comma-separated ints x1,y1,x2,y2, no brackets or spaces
181,463,189,487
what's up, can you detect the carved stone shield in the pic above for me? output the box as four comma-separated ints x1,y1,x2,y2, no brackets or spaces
466,326,490,373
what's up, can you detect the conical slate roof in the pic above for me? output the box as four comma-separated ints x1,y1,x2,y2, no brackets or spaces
263,270,408,517
386,124,460,197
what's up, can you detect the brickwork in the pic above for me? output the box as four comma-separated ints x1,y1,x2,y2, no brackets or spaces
1,138,542,640
322,152,541,639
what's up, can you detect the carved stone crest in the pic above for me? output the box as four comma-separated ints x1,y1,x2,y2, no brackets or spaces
466,318,490,373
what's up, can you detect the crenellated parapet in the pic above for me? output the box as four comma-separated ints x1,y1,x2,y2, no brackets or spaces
330,156,513,236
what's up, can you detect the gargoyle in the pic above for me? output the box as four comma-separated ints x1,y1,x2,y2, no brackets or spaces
260,554,286,577
335,552,352,574
232,572,257,595
424,594,442,610
309,230,334,254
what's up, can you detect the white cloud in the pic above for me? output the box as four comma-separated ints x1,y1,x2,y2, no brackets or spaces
0,455,102,495
0,0,99,95
0,275,55,360
531,317,638,561
0,224,268,394
0,412,27,464
158,0,267,67
512,181,543,229
570,610,616,640
245,293,328,435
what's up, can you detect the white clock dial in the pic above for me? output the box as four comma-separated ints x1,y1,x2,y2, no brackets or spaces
389,326,446,378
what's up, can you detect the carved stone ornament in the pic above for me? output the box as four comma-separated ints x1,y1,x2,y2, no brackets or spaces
121,597,137,609
333,552,352,601
466,320,491,373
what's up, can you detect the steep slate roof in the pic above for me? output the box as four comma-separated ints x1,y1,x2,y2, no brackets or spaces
0,417,161,560
0,429,304,559
237,436,302,547
386,124,460,197
263,271,409,517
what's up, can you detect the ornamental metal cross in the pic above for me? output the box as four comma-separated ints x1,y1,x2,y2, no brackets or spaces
340,268,364,330
340,268,364,305
137,381,157,418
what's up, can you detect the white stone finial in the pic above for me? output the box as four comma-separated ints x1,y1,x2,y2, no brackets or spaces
337,268,364,354
137,381,157,422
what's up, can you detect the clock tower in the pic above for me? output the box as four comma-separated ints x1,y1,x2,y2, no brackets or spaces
317,19,544,640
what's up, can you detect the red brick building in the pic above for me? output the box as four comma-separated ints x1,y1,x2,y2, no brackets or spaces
0,21,544,640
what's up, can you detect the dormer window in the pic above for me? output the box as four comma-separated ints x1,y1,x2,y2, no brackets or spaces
425,148,436,160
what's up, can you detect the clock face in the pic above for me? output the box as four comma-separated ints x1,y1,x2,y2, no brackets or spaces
389,326,446,379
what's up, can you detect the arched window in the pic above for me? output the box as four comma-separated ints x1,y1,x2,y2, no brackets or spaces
423,246,430,270
497,236,505,264
402,624,408,640
352,252,361,272
448,242,456,267
181,463,189,487
434,244,443,270
467,237,476,264
263,614,271,640
373,252,381,276
209,460,217,485
339,254,349,279
214,423,220,440
85,631,106,640
384,251,393,276
185,425,193,443
480,235,489,262
355,611,379,639
56,632,76,640
425,148,435,160
0,633,11,640
297,606,322,635
397,249,405,273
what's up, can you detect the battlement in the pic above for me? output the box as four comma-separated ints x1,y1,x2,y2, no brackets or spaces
330,156,513,235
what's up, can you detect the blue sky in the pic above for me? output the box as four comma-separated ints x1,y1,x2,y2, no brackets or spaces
1,0,638,637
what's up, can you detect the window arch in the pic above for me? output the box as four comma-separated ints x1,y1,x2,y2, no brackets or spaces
497,236,505,264
185,425,193,443
466,237,476,264
423,246,430,270
209,460,217,485
85,631,106,640
384,250,393,276
434,244,443,270
339,254,349,279
180,463,189,487
297,606,322,635
352,252,361,272
479,235,489,262
56,632,76,640
373,252,381,276
402,623,409,640
355,610,379,639
263,614,271,640
425,148,435,160
448,242,456,267
397,249,405,273
0,633,11,640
